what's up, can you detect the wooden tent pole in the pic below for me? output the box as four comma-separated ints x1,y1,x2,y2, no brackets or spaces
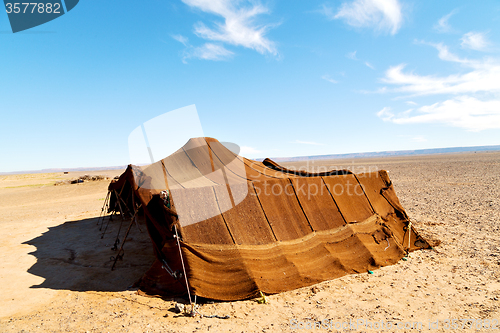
111,204,142,270
174,225,193,311
109,190,134,247
101,180,128,236
101,189,126,239
97,191,111,228
131,193,142,232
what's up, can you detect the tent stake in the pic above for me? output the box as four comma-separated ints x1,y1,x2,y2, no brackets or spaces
407,220,412,257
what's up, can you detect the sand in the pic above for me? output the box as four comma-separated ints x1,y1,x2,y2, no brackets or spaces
0,152,499,332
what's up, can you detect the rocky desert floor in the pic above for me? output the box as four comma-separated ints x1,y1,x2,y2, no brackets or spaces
0,151,499,332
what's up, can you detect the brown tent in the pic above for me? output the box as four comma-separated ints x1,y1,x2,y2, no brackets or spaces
104,137,429,301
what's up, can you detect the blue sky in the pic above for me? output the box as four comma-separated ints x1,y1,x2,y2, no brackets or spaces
1,0,500,172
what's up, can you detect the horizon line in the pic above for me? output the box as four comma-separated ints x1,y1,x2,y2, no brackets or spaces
1,144,499,175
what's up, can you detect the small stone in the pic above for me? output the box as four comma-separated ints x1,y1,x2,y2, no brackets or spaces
174,303,185,313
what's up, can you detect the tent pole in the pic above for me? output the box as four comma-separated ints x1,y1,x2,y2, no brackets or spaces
110,190,135,244
101,211,116,239
111,204,142,270
101,189,126,239
111,219,133,270
174,225,194,314
131,193,142,232
407,220,412,255
117,190,138,220
98,191,111,230
97,191,110,228
111,211,125,249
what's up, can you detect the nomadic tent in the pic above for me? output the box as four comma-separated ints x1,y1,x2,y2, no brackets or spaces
102,137,429,301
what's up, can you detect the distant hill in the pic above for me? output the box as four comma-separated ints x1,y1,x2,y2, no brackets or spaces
2,144,499,175
269,145,500,162
0,165,127,176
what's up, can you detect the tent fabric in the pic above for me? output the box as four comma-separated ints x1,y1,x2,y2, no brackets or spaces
108,137,430,301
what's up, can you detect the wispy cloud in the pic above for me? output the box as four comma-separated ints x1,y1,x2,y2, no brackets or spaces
381,43,500,96
377,107,394,121
181,0,278,57
346,50,358,60
321,74,338,83
365,61,375,69
172,36,234,62
377,43,500,131
327,0,403,35
187,43,234,61
378,96,500,131
293,140,325,146
433,9,457,33
172,34,189,46
318,4,336,19
461,31,490,51
346,51,375,70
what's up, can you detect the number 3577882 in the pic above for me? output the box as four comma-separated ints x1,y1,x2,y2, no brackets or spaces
5,3,61,14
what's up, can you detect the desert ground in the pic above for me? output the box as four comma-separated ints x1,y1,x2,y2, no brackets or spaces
0,151,499,332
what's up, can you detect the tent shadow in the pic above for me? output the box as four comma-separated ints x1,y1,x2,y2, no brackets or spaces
23,216,154,292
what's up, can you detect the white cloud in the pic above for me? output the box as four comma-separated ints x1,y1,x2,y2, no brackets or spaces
432,42,469,64
381,45,500,96
433,9,457,33
321,74,338,84
378,96,500,131
172,34,189,46
318,4,336,19
293,140,325,146
187,43,234,61
173,35,234,62
332,0,403,35
377,42,500,131
346,50,358,60
346,51,375,69
365,61,375,69
182,0,278,56
406,101,417,106
376,107,394,121
461,32,489,51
